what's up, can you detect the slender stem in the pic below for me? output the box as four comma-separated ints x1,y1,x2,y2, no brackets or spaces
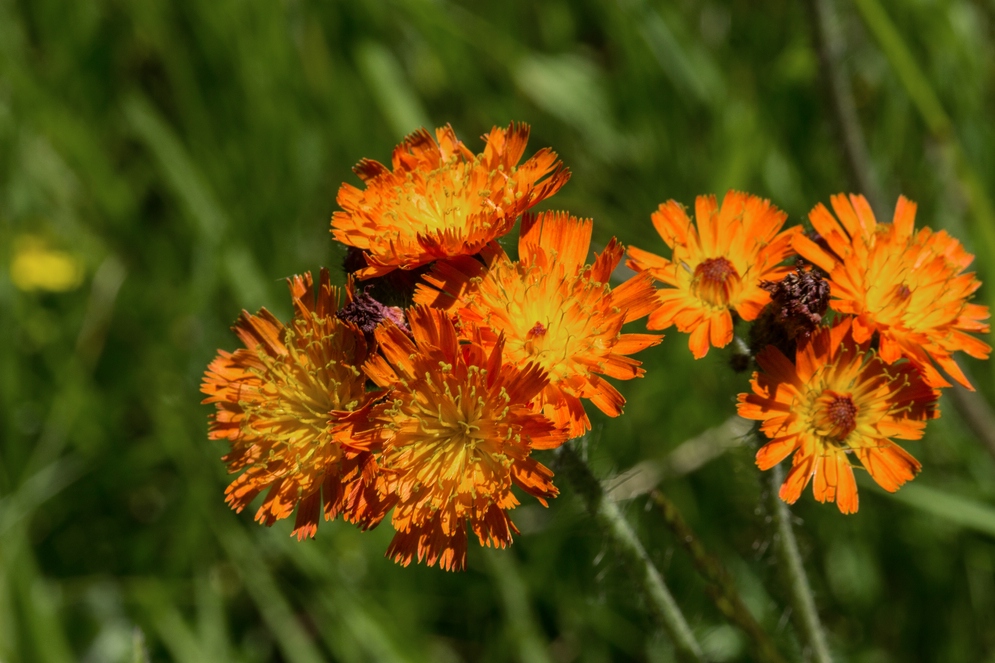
557,443,704,663
768,464,833,663
649,489,788,663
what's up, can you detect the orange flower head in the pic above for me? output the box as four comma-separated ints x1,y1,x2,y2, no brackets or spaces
737,318,940,514
793,194,991,389
627,191,799,358
338,306,566,571
414,211,662,438
331,123,570,279
201,269,393,539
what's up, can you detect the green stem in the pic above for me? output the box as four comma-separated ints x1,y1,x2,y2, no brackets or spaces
649,489,788,663
557,443,704,663
768,464,833,663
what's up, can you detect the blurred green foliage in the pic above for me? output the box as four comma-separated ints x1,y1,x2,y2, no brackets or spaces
2,0,995,661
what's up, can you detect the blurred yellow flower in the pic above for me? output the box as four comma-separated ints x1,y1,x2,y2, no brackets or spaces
10,235,85,292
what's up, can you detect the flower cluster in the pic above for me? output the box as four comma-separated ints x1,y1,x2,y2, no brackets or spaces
627,191,988,513
205,124,990,574
204,124,658,570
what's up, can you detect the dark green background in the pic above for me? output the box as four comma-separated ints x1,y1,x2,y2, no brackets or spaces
2,0,995,661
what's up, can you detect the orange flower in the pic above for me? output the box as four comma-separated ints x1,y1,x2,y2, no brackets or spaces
201,270,392,539
414,211,662,438
794,194,991,389
627,191,799,359
737,319,939,513
337,306,565,571
331,123,569,279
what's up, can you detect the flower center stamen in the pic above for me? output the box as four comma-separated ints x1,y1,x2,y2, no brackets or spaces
814,390,858,443
693,257,741,307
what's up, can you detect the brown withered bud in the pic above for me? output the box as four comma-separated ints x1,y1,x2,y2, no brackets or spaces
762,268,830,339
336,288,408,340
748,268,830,360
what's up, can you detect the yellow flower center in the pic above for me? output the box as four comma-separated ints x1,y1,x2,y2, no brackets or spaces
813,390,858,443
693,257,741,307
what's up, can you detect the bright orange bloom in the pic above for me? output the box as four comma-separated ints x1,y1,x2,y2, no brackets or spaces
738,319,939,514
331,123,569,279
627,191,799,359
794,194,990,389
337,306,565,571
414,211,661,438
201,270,392,539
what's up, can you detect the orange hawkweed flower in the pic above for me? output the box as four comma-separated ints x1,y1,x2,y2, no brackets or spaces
737,319,939,514
201,270,392,539
793,194,991,390
331,123,569,279
627,191,799,359
414,211,662,438
337,306,565,571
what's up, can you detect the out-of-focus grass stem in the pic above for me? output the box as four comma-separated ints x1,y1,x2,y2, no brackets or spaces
557,442,704,663
649,489,788,663
768,465,834,663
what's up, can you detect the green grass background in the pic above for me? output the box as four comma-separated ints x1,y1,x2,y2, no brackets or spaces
2,0,995,661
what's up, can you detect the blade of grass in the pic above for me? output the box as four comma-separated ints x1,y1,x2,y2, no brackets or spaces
212,517,327,663
485,549,554,663
355,41,431,136
870,481,995,538
123,93,270,310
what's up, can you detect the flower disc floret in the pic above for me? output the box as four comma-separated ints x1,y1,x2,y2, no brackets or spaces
737,318,940,514
331,123,570,279
627,190,799,358
201,270,392,539
793,193,991,389
337,306,566,571
414,211,662,438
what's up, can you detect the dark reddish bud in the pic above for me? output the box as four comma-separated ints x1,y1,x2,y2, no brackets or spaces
748,268,831,360
761,268,830,340
337,289,408,339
